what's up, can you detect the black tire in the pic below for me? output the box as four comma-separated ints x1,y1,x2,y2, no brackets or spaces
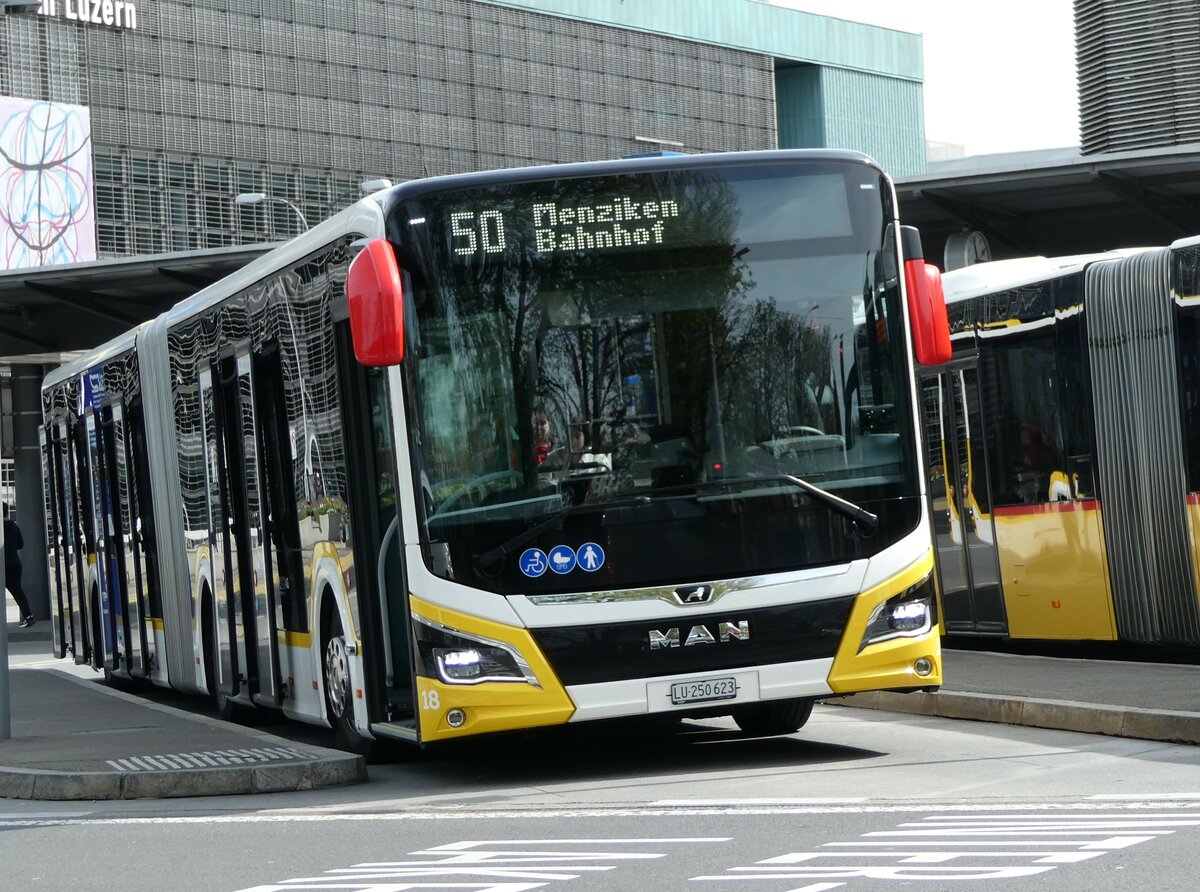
323,609,376,759
732,698,815,736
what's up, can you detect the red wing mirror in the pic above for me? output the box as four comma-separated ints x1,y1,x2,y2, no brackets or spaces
900,226,952,366
346,238,405,366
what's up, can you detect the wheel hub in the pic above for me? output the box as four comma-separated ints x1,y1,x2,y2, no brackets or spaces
324,635,350,718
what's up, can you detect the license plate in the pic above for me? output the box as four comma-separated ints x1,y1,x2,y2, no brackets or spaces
670,676,738,705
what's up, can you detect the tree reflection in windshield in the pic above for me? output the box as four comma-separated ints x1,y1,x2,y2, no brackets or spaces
393,159,918,592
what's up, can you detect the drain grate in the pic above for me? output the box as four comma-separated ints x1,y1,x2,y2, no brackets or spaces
106,746,311,772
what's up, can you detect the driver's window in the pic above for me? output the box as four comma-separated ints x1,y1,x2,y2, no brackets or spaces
417,311,519,511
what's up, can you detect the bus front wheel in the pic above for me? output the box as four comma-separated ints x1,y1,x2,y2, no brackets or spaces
731,698,814,736
322,610,375,758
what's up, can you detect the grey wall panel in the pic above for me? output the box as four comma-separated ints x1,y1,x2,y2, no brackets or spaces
4,0,776,256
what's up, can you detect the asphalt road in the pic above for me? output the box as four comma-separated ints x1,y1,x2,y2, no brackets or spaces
3,701,1199,890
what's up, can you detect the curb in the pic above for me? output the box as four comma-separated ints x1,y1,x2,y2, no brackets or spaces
0,666,369,800
0,755,367,801
835,690,1200,745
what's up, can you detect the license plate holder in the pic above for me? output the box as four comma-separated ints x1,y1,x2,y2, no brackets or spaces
669,676,738,705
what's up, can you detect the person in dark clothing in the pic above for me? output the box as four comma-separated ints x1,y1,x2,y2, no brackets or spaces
4,503,33,627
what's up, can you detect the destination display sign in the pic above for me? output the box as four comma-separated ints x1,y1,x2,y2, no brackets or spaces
447,193,685,260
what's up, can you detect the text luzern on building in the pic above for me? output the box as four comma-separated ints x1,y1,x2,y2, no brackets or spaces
37,0,138,30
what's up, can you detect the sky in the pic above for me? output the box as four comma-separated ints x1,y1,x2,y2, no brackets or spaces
770,0,1080,157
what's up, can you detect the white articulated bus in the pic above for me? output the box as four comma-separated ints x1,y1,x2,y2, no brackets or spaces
40,150,950,751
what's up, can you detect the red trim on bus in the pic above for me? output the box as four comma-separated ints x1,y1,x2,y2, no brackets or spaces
992,500,1100,516
1187,493,1200,505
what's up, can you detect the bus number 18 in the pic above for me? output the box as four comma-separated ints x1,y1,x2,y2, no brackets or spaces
451,210,506,257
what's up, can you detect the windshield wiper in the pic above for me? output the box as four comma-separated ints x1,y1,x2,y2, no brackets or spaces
475,504,572,573
659,473,879,533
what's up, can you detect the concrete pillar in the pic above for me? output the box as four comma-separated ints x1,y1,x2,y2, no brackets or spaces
11,364,47,619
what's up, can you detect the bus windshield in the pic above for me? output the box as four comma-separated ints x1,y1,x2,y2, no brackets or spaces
392,157,920,594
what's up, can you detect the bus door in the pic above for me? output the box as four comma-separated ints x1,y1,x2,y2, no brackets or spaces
921,363,1007,634
334,320,415,729
125,396,162,672
248,344,298,710
51,422,83,662
68,418,100,666
86,408,122,673
40,426,68,660
115,401,153,675
200,367,242,699
100,402,148,678
214,351,280,706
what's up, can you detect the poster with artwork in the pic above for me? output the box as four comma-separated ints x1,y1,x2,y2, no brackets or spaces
0,97,96,270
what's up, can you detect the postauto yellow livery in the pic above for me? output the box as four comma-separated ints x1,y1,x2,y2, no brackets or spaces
926,243,1200,646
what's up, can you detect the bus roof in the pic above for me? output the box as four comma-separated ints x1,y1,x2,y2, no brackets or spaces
371,149,882,206
43,197,386,392
44,149,885,394
940,248,1155,304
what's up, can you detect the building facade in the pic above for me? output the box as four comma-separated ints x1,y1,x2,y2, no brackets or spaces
1076,0,1200,155
1,0,925,268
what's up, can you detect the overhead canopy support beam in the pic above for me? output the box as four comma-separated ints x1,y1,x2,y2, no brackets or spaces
1094,171,1200,237
22,283,143,326
0,324,56,351
912,189,1034,255
156,267,213,289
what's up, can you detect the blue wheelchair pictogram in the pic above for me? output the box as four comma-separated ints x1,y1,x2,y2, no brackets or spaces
519,548,548,577
548,544,576,574
577,542,605,572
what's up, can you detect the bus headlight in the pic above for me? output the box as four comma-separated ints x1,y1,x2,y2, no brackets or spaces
413,614,540,687
858,574,936,651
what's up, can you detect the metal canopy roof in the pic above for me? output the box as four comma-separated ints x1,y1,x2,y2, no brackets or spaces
0,244,275,361
896,143,1200,266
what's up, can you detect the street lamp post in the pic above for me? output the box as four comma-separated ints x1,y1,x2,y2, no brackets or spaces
234,192,309,232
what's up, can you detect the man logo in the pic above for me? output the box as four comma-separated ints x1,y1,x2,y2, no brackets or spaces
649,620,751,649
674,584,714,605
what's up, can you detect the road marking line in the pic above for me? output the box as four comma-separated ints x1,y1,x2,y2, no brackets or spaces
865,829,1175,836
652,799,866,806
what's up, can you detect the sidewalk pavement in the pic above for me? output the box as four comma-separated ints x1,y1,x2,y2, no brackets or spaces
3,593,1199,801
841,648,1200,745
1,599,365,801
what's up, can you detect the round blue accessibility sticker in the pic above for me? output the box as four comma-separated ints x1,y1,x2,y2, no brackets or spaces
576,542,605,572
548,544,576,574
519,548,548,578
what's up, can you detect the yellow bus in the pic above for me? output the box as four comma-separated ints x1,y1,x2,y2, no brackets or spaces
927,245,1200,645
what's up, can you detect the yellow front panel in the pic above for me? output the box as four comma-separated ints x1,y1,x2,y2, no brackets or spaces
994,504,1116,640
410,595,576,742
827,551,942,694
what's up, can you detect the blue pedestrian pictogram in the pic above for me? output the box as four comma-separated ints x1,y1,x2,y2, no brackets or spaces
519,548,548,578
577,542,605,572
548,544,576,574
